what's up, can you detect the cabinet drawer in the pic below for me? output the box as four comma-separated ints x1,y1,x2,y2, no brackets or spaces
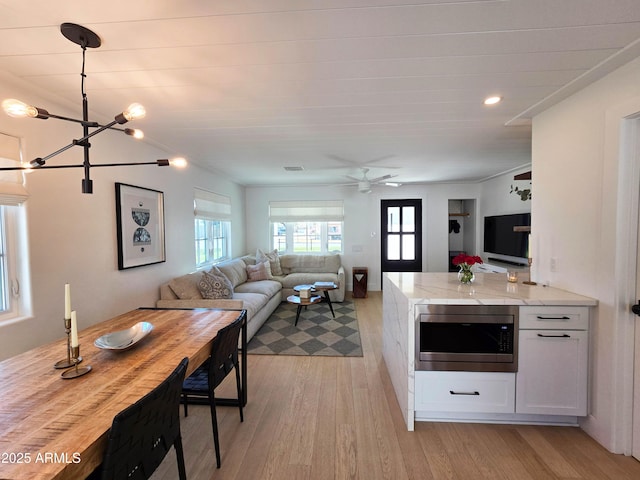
415,371,515,414
519,306,589,330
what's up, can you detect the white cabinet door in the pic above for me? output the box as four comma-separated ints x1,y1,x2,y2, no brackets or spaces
516,329,588,415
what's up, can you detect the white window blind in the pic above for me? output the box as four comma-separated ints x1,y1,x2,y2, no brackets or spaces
0,133,28,206
194,188,231,221
269,200,344,222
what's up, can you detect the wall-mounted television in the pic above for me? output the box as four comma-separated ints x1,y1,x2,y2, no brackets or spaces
483,213,531,260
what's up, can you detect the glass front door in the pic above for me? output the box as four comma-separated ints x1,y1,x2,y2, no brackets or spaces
380,199,422,274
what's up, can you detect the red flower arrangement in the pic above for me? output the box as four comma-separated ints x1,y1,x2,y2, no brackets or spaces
452,253,483,267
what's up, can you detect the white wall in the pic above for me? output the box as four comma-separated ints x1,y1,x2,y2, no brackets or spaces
245,182,487,290
532,55,640,452
0,74,245,360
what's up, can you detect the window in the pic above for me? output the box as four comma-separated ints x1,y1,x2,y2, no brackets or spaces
269,200,344,254
194,189,231,267
0,133,29,322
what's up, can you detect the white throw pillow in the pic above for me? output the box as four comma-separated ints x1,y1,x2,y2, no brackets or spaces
256,248,283,276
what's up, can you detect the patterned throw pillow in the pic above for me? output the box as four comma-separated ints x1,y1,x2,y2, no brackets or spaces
246,261,271,282
256,248,283,276
198,267,234,299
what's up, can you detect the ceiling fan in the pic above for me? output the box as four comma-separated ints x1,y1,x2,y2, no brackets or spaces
344,168,398,193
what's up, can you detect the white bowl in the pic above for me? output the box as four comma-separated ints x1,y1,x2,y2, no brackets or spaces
94,321,153,350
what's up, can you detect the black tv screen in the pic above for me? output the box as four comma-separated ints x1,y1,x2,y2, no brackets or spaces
484,213,531,258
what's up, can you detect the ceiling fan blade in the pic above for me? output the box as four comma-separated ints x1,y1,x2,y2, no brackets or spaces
344,175,362,182
362,154,396,165
369,174,396,183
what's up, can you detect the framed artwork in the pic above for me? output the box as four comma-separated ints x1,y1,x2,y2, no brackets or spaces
115,183,166,270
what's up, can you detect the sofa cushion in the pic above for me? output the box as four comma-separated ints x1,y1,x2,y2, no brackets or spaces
198,268,234,299
216,257,248,288
168,272,203,299
256,248,283,276
279,272,339,289
280,254,341,274
235,279,282,298
246,261,271,281
231,292,270,319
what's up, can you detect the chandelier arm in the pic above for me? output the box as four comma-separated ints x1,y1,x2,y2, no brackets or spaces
36,111,99,127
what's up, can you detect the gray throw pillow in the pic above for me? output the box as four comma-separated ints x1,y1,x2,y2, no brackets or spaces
198,267,234,299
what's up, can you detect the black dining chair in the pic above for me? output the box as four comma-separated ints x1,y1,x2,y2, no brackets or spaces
182,314,244,469
97,357,189,480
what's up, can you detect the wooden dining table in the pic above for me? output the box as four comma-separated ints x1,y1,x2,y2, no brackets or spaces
0,307,247,480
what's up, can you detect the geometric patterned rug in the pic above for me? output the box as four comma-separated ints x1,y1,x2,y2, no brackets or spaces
246,300,362,357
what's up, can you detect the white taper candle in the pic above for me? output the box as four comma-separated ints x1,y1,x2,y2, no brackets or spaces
70,311,78,348
64,284,71,320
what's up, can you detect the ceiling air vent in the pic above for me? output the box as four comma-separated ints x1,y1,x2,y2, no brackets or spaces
284,166,304,171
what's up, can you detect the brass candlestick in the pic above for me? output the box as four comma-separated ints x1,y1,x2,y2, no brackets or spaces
522,258,537,285
61,345,92,379
54,318,82,369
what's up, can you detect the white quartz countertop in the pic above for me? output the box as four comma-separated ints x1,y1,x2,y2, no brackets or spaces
385,272,597,306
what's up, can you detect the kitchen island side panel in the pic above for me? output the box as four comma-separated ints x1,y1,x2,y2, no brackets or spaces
382,273,415,431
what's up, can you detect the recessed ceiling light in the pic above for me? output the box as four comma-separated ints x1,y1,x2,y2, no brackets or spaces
484,96,502,105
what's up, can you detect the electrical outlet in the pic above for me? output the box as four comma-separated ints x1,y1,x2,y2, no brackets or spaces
550,257,558,272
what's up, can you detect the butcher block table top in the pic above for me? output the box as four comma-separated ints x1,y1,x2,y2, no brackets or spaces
0,307,245,480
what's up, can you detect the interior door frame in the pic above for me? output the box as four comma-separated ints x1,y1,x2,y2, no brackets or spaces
614,113,640,456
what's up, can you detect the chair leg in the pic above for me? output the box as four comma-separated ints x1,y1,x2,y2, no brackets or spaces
182,393,189,417
235,363,244,422
174,435,188,480
209,392,221,469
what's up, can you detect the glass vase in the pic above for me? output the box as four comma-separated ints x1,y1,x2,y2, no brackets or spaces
457,266,475,284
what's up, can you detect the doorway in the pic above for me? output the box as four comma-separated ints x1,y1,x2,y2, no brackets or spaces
380,199,422,274
448,199,476,271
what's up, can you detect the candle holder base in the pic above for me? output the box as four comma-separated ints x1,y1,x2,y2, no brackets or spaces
54,356,82,369
522,257,537,286
61,364,92,379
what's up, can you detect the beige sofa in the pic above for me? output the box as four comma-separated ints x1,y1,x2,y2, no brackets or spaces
157,253,345,341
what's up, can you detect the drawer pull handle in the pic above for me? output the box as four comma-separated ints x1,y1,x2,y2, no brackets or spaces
537,333,571,338
536,316,571,320
449,390,480,396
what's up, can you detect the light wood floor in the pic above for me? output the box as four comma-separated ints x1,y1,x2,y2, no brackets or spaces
152,292,640,480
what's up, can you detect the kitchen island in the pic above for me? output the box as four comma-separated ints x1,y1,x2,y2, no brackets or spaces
382,272,597,431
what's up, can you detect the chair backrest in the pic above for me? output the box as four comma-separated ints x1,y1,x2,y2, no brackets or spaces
100,357,189,480
209,315,244,389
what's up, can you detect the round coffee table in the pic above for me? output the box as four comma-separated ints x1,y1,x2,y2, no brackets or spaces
286,294,322,326
293,282,338,318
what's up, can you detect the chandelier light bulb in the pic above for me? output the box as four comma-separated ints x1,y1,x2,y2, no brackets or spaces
124,128,144,139
3,98,39,118
123,103,146,121
169,157,188,168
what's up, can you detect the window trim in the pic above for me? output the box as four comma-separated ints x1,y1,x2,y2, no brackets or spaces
193,189,232,267
0,205,29,324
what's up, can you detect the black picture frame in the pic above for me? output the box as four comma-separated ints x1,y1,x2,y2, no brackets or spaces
115,182,166,270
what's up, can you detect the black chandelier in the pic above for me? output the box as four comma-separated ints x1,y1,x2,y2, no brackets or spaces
1,23,186,194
